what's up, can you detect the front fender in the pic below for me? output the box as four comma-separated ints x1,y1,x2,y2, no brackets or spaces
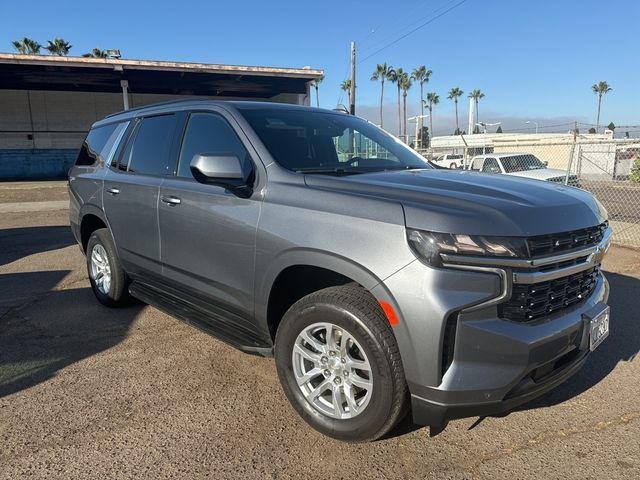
254,248,391,327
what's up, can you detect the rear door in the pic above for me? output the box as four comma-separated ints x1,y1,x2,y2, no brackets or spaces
158,109,262,325
103,113,180,278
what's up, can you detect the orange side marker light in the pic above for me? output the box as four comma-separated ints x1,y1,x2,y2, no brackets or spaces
378,300,399,327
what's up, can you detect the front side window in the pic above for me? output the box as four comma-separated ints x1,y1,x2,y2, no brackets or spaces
239,108,430,175
127,114,177,176
75,122,126,166
177,112,250,179
501,154,545,173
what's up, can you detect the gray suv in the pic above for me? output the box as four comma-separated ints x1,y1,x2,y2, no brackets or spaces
69,100,611,442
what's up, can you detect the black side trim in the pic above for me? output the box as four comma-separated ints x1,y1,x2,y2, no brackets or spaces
129,281,273,356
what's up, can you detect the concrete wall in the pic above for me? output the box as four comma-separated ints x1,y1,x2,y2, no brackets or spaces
0,89,308,179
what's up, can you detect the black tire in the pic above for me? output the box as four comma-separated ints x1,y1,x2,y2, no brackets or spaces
275,285,409,442
86,228,131,307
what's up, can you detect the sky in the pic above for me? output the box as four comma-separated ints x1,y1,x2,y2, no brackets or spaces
1,0,639,136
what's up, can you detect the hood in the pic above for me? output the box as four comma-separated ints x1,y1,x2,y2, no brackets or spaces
506,167,572,181
304,169,606,237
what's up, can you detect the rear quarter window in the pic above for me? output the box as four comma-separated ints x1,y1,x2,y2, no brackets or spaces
75,123,126,166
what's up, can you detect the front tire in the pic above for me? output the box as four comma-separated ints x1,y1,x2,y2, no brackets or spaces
275,285,408,442
86,228,131,307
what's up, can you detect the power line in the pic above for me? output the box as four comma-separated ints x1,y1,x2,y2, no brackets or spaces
359,0,459,55
358,0,469,65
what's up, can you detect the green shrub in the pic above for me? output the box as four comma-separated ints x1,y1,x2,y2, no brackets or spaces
631,155,640,183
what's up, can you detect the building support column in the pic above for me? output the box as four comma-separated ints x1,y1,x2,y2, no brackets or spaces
120,80,130,110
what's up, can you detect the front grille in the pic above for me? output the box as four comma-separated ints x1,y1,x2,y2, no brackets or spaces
527,222,607,257
499,267,600,322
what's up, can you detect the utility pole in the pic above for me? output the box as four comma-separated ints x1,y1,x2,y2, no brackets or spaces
565,121,578,185
349,41,356,115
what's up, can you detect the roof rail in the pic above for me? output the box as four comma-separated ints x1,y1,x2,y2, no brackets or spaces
104,97,212,119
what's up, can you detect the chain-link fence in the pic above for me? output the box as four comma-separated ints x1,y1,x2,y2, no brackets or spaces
424,135,640,249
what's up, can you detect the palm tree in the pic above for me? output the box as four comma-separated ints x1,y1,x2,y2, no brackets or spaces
400,74,413,139
592,81,612,132
371,63,390,128
12,37,41,54
83,48,108,58
411,65,432,118
468,89,485,124
388,67,405,137
311,75,324,107
340,79,352,105
45,38,72,56
447,87,464,134
425,92,440,142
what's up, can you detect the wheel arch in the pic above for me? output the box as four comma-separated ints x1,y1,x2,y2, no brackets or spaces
258,249,386,341
78,205,111,253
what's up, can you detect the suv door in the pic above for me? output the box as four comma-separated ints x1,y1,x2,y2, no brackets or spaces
103,113,180,277
158,110,262,329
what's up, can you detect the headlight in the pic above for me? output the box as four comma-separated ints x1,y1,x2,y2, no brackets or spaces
407,229,528,266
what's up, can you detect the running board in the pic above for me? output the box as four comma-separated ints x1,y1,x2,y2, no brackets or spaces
129,281,273,357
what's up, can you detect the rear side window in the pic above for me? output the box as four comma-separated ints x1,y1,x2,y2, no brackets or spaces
127,114,178,176
482,158,500,173
75,123,124,166
177,112,250,179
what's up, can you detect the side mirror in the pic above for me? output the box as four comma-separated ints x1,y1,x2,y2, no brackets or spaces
190,153,253,197
543,160,549,167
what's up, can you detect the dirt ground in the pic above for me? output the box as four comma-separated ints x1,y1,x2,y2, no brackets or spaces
0,182,638,479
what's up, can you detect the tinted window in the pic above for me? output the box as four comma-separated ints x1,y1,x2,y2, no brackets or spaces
127,115,177,176
482,158,500,173
501,154,545,173
240,108,430,174
177,112,250,178
75,123,123,166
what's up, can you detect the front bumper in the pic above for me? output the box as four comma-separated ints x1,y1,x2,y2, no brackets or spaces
372,253,610,428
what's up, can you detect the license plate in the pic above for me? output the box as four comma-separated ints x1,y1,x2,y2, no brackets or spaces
589,306,610,351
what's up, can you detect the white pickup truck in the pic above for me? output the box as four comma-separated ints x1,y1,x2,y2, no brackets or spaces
431,153,464,169
467,153,580,187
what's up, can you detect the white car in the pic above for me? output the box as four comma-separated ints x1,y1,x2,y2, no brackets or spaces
432,153,464,169
466,153,580,186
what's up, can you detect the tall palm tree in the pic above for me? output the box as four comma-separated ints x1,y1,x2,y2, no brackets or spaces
592,81,612,132
311,75,324,107
371,63,390,128
340,79,352,105
411,65,432,118
447,87,464,134
400,74,412,139
468,89,485,124
388,67,405,137
426,92,440,142
83,48,108,58
12,37,41,54
45,38,72,56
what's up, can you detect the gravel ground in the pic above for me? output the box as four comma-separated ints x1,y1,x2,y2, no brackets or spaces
0,183,638,479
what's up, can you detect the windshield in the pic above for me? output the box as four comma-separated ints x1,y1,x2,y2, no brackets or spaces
239,107,431,174
501,154,545,173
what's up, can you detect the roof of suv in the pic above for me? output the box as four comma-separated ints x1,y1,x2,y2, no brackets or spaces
96,99,344,127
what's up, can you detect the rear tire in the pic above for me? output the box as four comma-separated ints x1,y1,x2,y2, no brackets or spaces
275,285,409,442
86,228,131,307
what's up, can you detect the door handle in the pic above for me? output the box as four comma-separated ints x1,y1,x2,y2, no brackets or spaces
161,195,182,206
106,187,120,195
